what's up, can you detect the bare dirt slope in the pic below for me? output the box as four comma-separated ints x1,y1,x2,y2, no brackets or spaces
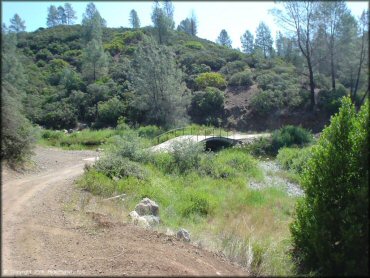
2,146,247,276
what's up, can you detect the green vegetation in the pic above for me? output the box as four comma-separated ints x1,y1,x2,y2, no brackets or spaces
78,132,298,275
290,98,369,275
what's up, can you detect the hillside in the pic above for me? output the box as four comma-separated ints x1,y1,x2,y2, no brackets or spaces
13,24,337,132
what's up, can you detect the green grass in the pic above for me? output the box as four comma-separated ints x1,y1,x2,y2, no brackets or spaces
38,128,126,150
77,140,299,275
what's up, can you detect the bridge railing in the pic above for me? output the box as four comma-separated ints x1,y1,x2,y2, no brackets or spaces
152,126,236,145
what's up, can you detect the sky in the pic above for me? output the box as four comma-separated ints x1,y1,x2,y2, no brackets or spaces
2,1,369,49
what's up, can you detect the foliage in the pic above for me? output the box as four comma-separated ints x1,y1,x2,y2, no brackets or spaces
318,85,348,113
129,9,140,29
219,60,247,77
137,125,162,139
271,125,313,154
184,41,203,50
228,70,253,87
276,147,313,175
195,72,226,90
189,87,224,125
216,29,232,48
290,97,369,275
171,140,205,174
95,155,146,180
131,36,189,128
97,97,125,127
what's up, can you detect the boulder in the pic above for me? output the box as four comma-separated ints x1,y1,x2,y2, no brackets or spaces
177,228,191,242
128,211,140,224
137,216,150,229
141,215,160,226
135,198,159,216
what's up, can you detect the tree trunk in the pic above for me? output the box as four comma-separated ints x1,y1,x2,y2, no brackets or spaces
307,56,316,110
330,41,336,91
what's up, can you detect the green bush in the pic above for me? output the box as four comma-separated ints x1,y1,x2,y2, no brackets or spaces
195,72,226,90
244,136,273,157
78,169,117,197
220,61,247,76
137,125,162,139
271,126,312,154
228,70,253,87
290,98,369,276
105,132,150,163
190,87,224,124
276,147,312,175
318,85,348,114
95,155,146,180
97,97,125,127
184,41,204,50
250,90,282,115
171,140,205,174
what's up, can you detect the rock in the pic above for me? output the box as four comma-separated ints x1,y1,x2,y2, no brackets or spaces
165,228,175,236
177,228,190,242
141,215,160,226
135,198,159,216
137,216,150,228
128,211,140,224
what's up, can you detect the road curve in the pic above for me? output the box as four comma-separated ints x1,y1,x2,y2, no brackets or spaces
2,146,248,276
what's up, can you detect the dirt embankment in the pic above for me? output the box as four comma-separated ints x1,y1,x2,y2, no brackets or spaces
2,146,248,276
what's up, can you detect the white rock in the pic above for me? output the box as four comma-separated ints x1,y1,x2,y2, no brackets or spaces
137,216,150,228
141,215,160,226
128,211,139,224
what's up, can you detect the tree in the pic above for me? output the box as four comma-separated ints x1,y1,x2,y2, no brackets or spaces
189,11,198,36
129,9,140,29
57,6,67,25
130,36,189,128
254,22,273,58
290,97,369,275
163,0,175,29
151,1,171,44
47,5,59,27
9,14,26,33
352,10,369,104
1,32,34,165
317,1,349,92
64,3,77,25
177,12,197,36
272,1,320,110
81,38,108,82
240,30,254,54
82,2,106,42
216,29,232,48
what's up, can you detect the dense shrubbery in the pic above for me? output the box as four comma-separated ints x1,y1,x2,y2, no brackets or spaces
276,147,312,175
228,70,253,87
290,98,369,276
195,72,226,89
317,84,348,113
189,87,224,125
271,125,312,154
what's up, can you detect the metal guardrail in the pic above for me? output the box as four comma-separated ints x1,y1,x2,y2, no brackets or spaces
153,126,235,145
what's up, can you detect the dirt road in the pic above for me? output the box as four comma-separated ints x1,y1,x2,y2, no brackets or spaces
2,146,247,276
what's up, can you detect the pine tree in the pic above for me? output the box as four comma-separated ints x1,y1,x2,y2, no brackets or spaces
64,3,77,25
82,2,106,42
189,11,198,36
151,1,170,44
254,22,273,58
163,0,175,29
57,6,67,25
47,5,59,27
131,36,189,128
81,38,108,82
240,30,254,54
9,14,26,33
129,9,140,29
216,29,232,48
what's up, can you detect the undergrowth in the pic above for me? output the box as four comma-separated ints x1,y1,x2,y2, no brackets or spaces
77,132,300,275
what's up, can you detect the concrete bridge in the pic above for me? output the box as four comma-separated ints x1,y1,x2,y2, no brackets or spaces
151,133,270,152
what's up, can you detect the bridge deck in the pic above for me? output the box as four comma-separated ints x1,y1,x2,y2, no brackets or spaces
150,133,270,152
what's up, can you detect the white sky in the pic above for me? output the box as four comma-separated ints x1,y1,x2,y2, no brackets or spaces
2,1,369,49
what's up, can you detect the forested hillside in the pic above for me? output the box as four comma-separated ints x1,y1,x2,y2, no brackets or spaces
2,1,368,159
